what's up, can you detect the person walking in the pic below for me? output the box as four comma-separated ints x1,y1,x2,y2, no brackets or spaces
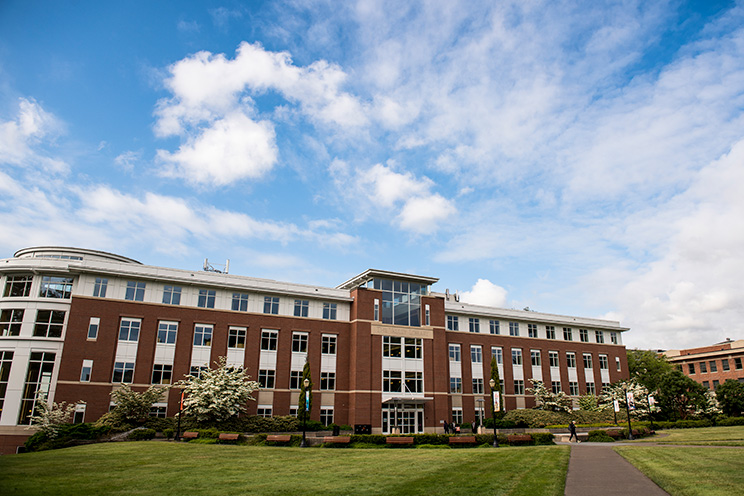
443,420,449,434
569,420,579,442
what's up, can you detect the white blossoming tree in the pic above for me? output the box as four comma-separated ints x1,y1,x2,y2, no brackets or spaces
597,379,654,419
527,379,573,413
177,356,260,424
30,392,82,438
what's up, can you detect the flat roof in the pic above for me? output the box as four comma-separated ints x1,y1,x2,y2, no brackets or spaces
336,269,439,290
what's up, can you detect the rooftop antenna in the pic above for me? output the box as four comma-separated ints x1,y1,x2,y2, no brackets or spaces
203,258,229,274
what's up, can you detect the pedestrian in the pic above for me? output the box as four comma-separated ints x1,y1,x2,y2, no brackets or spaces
472,421,477,434
569,420,579,442
443,420,449,434
455,423,460,434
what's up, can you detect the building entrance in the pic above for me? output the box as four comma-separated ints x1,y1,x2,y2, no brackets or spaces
381,403,424,434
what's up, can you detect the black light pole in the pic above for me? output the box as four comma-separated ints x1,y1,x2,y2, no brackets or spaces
624,387,634,440
175,389,184,441
301,378,310,448
647,393,655,431
489,379,499,448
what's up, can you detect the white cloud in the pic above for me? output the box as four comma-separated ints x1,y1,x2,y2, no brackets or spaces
460,279,508,307
0,98,66,171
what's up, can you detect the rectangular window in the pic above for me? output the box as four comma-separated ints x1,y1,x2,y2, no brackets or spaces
0,350,13,414
549,351,559,367
447,315,459,331
709,361,718,373
722,359,730,371
509,322,519,336
566,352,576,368
294,299,309,317
125,281,146,301
263,296,279,314
374,299,379,321
80,359,93,382
404,338,423,359
193,324,213,347
425,304,430,326
320,372,336,390
118,318,141,342
292,332,308,353
150,405,167,418
713,380,720,389
599,355,609,370
531,350,541,367
451,408,463,425
162,285,181,305
225,327,245,349
512,348,523,365
383,370,402,392
569,381,579,396
151,364,173,385
583,354,593,369
93,278,108,298
322,302,337,320
34,310,66,337
18,352,55,424
87,317,99,340
197,289,216,309
257,407,273,417
157,321,178,344
528,324,538,338
189,366,209,379
688,363,696,374
38,276,73,299
489,320,500,335
290,370,302,389
383,336,402,358
699,361,707,373
320,408,334,426
449,344,461,362
579,329,589,342
322,335,337,355
112,362,135,383
546,326,556,340
258,369,275,388
450,376,462,393
0,308,24,336
231,292,249,312
611,332,618,344
595,330,604,343
551,381,561,394
261,330,278,351
4,275,33,297
616,357,621,372
492,347,503,364
471,345,483,363
469,318,480,333
563,327,573,341
586,382,596,395
735,358,743,370
376,279,423,327
472,378,484,394
703,381,710,389
514,380,525,395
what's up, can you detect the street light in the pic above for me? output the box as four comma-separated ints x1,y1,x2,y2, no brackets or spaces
489,379,499,448
476,398,485,434
301,378,310,448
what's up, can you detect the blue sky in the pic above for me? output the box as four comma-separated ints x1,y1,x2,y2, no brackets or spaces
1,0,743,350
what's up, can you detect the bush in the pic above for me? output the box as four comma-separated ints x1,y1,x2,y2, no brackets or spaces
532,432,555,445
415,444,451,449
587,430,615,442
25,423,112,452
128,428,156,441
718,416,744,426
163,428,175,439
143,417,174,432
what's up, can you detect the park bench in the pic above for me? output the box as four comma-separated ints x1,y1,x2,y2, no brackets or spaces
218,433,240,441
386,436,414,445
182,431,199,440
323,436,351,444
266,434,292,444
448,436,477,444
507,434,533,445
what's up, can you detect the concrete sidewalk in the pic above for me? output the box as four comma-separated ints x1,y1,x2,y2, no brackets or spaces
562,443,668,495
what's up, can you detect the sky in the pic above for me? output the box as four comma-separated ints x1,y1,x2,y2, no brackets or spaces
1,0,743,351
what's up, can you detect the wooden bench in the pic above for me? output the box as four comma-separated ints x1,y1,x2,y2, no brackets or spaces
449,436,477,444
507,434,533,445
266,435,292,443
323,436,351,444
218,433,240,441
386,436,414,445
182,431,199,440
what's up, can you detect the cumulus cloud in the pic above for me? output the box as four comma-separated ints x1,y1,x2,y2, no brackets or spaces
460,279,508,307
0,98,66,171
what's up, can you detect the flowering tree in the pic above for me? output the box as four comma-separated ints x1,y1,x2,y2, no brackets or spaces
96,384,169,428
30,392,81,438
177,356,259,424
598,380,653,419
696,390,722,418
527,379,572,412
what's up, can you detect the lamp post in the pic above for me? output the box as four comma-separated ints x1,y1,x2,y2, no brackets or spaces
476,398,484,434
489,379,499,448
624,387,635,440
301,378,310,447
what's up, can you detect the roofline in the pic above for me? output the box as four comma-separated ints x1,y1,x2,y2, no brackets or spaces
336,269,439,290
14,246,142,265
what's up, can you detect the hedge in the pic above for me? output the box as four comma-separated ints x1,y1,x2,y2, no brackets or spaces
128,428,156,441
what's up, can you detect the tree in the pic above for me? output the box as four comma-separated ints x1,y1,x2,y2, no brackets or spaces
578,394,600,412
298,358,313,422
716,379,744,417
656,369,708,420
97,384,169,428
30,392,81,438
489,356,503,415
177,357,259,424
598,380,652,419
527,379,572,412
627,349,674,392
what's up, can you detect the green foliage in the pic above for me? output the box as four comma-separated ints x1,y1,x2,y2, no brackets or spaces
163,428,175,439
143,417,175,432
29,392,81,438
128,428,156,441
578,394,600,411
532,433,555,445
24,423,111,452
587,430,615,442
652,419,714,429
718,416,744,426
415,444,451,449
715,380,744,417
657,369,709,420
598,380,652,419
98,384,169,428
528,379,572,412
627,349,674,392
298,358,313,422
489,356,502,415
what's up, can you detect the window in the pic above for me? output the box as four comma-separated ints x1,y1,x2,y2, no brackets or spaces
551,381,561,394
34,310,66,337
616,357,621,372
451,408,463,424
198,289,216,308
450,377,462,393
320,408,334,426
699,361,707,373
112,362,134,383
703,381,710,389
80,359,93,382
118,318,140,342
0,309,24,336
322,335,337,355
125,281,146,301
228,327,246,349
569,382,579,396
320,372,336,390
193,324,213,347
595,330,604,343
18,352,54,424
290,371,302,389
405,338,422,359
263,296,279,314
514,380,525,395
472,378,484,394
447,315,459,331
713,380,720,389
87,317,99,340
579,329,589,342
531,350,541,367
509,322,519,336
258,370,275,388
512,348,523,365
257,406,272,417
489,320,500,335
292,333,308,353
688,363,696,374
322,302,337,320
583,354,593,369
492,347,503,364
469,318,480,333
294,299,309,317
709,361,718,373
735,358,743,370
449,344,461,362
610,332,618,344
0,351,13,414
722,359,730,371
151,364,173,384
383,370,402,392
384,336,402,358
546,326,556,340
601,382,610,391
599,355,609,370
374,299,379,321
528,324,538,338
471,345,482,363
157,321,178,344
373,278,423,327
190,366,209,379
566,352,576,368
93,278,108,298
549,351,559,367
563,327,573,341
4,275,33,297
162,285,181,305
261,330,278,351
425,304,430,326
150,405,167,418
232,292,249,312
289,407,298,417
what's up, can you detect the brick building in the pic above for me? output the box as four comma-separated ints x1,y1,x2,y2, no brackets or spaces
664,339,744,389
0,246,629,453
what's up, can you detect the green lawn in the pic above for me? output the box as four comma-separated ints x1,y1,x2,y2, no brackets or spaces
0,443,569,496
633,425,744,446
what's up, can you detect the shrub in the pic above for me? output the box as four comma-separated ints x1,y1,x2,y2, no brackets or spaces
587,430,615,442
532,432,555,445
128,428,156,441
25,423,112,452
718,416,744,426
163,428,175,439
415,444,451,449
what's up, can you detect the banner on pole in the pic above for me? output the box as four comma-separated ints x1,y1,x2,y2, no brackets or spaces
627,392,635,410
613,399,620,412
493,391,501,412
305,390,310,410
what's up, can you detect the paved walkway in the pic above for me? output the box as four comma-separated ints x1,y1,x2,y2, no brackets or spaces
560,442,669,496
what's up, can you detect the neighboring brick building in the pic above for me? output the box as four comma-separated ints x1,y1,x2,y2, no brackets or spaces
664,339,744,390
0,246,630,453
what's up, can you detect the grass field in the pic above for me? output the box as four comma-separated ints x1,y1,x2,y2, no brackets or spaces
632,425,744,446
0,443,570,496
